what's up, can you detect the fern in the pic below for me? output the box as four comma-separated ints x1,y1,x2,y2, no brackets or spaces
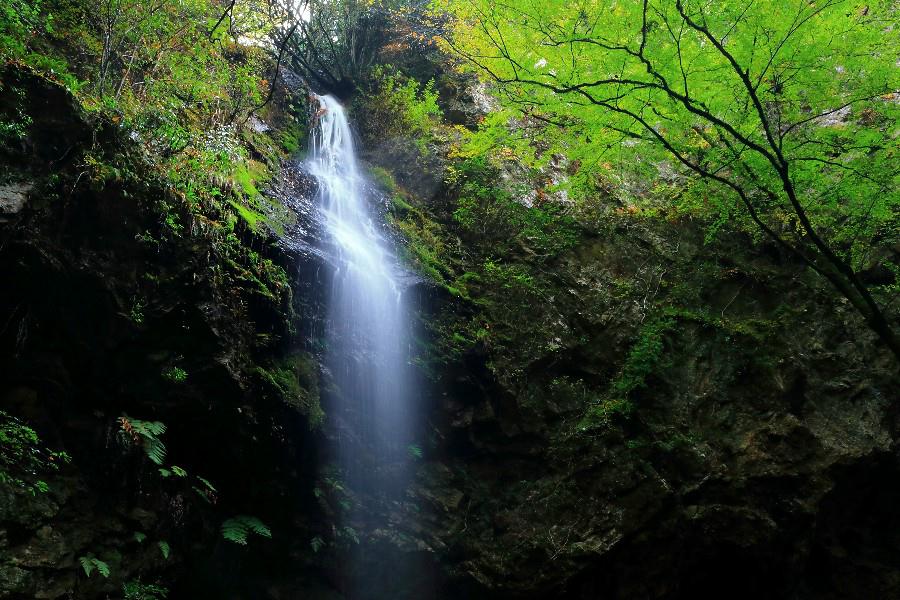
142,437,166,465
119,416,167,465
221,515,272,545
123,580,169,600
133,531,147,543
79,555,110,578
339,526,360,545
79,556,94,577
95,559,111,578
157,540,170,560
192,476,217,503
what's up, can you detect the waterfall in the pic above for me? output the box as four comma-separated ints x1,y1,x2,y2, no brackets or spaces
306,94,418,594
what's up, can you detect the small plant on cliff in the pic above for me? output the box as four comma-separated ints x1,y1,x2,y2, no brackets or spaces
78,554,110,578
123,581,168,600
580,316,677,431
221,515,272,545
360,65,442,151
162,366,188,383
0,410,70,495
118,415,167,465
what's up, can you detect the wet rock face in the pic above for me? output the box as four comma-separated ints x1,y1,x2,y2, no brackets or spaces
0,183,31,221
0,69,320,598
406,219,900,599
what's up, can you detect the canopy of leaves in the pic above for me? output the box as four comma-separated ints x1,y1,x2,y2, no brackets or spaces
439,0,899,266
438,0,900,357
279,0,433,94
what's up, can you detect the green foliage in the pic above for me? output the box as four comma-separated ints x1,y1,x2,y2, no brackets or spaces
118,416,167,465
0,410,70,495
579,316,677,431
161,366,188,383
123,581,168,600
449,157,579,259
611,317,677,399
79,555,110,578
128,296,146,324
359,65,442,151
253,354,324,427
0,85,33,148
0,0,46,61
338,525,360,545
392,209,453,286
441,0,900,354
12,0,298,244
221,515,272,545
157,540,170,560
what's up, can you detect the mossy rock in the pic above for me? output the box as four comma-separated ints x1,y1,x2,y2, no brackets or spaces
253,353,324,427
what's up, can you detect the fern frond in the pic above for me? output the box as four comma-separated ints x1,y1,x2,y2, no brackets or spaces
79,556,110,578
158,540,170,560
221,515,271,545
119,416,168,464
244,516,271,538
143,438,167,465
79,555,95,577
133,420,166,436
221,519,249,545
93,559,110,578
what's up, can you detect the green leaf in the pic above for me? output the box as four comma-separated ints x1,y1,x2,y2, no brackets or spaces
157,540,170,560
94,559,110,578
221,515,271,545
79,556,95,577
80,556,110,578
144,438,167,465
133,531,147,543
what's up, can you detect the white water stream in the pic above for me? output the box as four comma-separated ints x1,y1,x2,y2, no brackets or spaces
306,94,415,531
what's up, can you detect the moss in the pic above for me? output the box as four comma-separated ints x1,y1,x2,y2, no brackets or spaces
392,212,453,288
229,199,264,230
227,159,294,235
254,354,324,427
277,120,307,155
368,165,398,192
390,194,415,215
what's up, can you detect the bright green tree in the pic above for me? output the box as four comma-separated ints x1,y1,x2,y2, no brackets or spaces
439,0,900,359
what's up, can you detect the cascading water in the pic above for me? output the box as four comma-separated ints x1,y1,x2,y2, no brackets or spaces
306,94,420,596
